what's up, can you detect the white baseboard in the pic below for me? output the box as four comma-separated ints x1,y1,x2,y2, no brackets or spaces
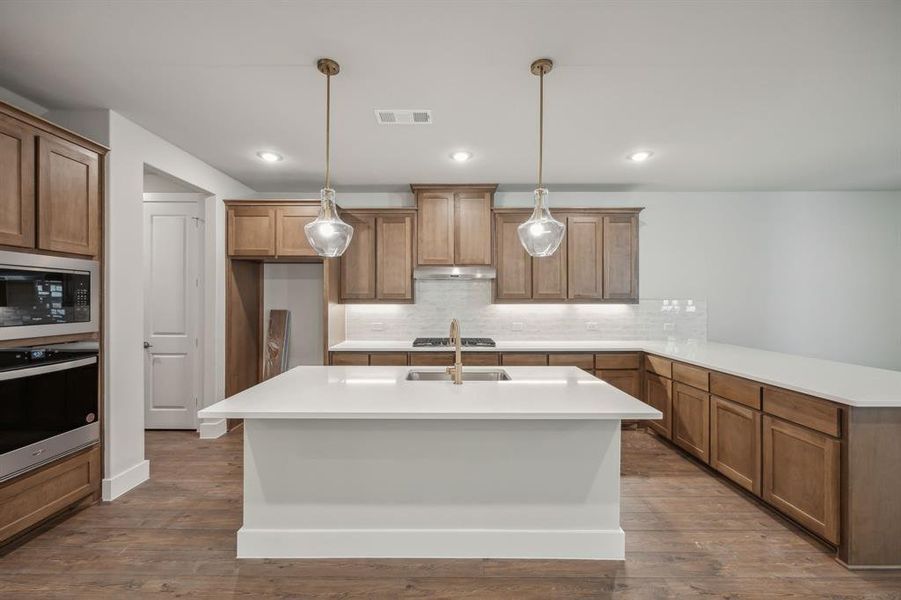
236,528,625,560
198,418,227,439
102,459,150,501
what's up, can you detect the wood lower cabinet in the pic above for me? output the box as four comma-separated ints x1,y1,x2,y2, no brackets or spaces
463,352,499,366
376,215,414,301
0,112,35,248
501,353,548,366
548,353,594,371
597,369,641,397
0,445,100,544
368,352,408,366
330,352,370,366
410,353,454,366
711,396,762,496
228,205,276,257
644,372,673,438
672,382,711,463
763,415,840,544
37,135,100,256
275,205,318,257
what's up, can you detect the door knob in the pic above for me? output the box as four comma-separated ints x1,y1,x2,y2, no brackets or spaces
143,342,153,349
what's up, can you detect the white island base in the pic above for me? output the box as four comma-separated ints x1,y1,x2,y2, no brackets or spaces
198,365,660,560
239,418,624,559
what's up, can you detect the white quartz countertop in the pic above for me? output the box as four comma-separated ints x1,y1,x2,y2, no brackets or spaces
198,366,661,420
328,340,901,408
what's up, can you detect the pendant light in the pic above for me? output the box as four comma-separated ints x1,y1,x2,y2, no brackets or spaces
304,58,354,257
518,58,565,257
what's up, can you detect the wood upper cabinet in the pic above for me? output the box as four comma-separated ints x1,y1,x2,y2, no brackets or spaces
228,205,276,257
416,191,454,265
645,372,673,439
339,212,376,300
376,214,414,301
602,214,638,300
413,185,494,266
454,191,492,265
566,215,604,300
275,205,318,257
0,113,35,248
672,382,711,463
37,135,100,256
711,396,762,496
495,212,532,300
533,231,567,300
763,415,840,544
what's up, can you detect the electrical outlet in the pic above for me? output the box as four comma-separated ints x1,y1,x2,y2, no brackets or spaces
370,322,385,332
511,321,524,332
586,321,600,331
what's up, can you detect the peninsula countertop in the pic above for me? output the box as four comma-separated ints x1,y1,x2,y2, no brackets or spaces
198,366,661,421
328,339,901,408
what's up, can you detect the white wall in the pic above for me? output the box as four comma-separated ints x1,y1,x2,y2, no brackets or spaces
284,189,900,370
41,108,254,499
263,263,324,368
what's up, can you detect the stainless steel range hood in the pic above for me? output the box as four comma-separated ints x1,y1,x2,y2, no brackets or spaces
413,266,497,280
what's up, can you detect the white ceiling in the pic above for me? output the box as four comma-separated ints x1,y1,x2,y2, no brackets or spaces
0,0,899,192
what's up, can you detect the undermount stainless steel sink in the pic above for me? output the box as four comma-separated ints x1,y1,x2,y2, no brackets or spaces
405,369,511,382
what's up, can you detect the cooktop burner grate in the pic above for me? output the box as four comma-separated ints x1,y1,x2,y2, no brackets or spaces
413,337,496,348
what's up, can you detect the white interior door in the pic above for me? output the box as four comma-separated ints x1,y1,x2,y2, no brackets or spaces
143,201,202,429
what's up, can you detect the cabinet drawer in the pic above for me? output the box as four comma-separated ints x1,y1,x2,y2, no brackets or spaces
368,352,408,366
673,362,709,391
763,415,840,544
501,353,548,366
548,353,594,371
710,372,761,410
644,373,673,439
711,396,762,496
410,353,454,366
763,387,841,438
596,369,640,398
330,352,370,366
463,353,500,366
0,445,100,544
644,354,672,378
594,353,640,370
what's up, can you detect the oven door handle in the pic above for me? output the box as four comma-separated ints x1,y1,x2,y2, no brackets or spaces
0,356,98,381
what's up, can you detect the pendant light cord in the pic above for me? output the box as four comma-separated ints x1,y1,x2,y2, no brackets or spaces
325,72,331,190
538,69,544,190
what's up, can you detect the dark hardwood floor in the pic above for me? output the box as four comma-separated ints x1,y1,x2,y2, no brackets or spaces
1,428,899,599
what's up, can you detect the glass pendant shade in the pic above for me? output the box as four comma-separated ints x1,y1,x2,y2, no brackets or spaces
517,188,565,257
304,187,353,257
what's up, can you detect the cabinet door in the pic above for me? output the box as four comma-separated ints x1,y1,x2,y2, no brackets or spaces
495,213,532,299
376,214,414,301
0,114,35,248
36,135,99,256
672,382,710,463
369,352,408,366
417,192,454,265
763,415,840,544
330,352,370,366
501,353,548,366
711,396,762,496
340,213,376,300
533,230,567,300
566,215,603,299
275,205,318,257
410,353,454,366
644,373,672,438
228,206,276,257
453,191,491,265
596,369,641,398
603,214,638,300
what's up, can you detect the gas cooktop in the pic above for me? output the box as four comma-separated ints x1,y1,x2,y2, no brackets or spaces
413,337,496,348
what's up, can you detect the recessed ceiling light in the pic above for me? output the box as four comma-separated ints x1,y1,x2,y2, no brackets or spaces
257,150,283,162
627,150,654,162
451,151,473,162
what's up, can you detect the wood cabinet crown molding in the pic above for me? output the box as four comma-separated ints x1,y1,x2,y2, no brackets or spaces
0,100,109,155
410,183,498,193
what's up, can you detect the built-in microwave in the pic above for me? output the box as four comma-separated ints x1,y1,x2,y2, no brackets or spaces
0,250,99,341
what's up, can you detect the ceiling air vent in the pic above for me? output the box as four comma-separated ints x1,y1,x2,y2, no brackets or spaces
375,109,432,125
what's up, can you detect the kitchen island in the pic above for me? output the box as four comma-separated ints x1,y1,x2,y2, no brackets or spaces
199,365,660,559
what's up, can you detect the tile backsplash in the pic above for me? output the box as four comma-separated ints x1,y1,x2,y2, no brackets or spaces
345,280,706,342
